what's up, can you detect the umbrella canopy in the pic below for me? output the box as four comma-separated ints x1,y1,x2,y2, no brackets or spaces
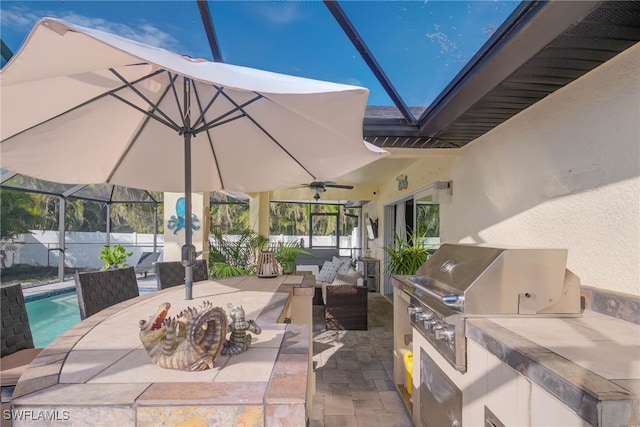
1,18,385,192
1,18,386,299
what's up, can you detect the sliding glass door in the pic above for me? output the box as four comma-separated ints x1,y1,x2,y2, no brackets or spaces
382,186,442,296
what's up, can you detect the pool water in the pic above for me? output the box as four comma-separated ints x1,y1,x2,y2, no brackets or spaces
25,288,157,347
26,292,81,348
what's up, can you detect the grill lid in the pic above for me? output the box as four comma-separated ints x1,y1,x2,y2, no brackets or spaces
404,243,582,316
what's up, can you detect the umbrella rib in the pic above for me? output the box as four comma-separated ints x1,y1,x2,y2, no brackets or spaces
105,80,178,184
109,92,181,132
109,68,182,131
192,84,225,188
201,115,245,130
191,86,224,130
167,73,192,134
218,91,317,180
0,68,169,143
193,92,260,134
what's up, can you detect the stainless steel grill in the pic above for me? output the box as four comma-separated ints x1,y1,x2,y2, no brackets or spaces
396,243,582,371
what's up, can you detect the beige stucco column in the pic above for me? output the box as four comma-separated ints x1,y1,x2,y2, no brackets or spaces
163,192,210,262
248,191,271,238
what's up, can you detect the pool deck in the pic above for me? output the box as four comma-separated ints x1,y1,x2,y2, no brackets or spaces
12,275,315,426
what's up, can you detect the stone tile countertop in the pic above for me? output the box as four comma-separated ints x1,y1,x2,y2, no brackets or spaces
467,311,640,427
11,275,313,427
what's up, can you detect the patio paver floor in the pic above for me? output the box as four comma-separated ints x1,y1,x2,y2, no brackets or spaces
311,294,414,427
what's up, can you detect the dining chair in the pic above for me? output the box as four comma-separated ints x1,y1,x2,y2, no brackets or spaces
1,284,42,390
74,266,140,319
155,259,209,290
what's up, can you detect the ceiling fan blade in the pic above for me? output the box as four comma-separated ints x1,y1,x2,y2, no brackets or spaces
324,184,354,189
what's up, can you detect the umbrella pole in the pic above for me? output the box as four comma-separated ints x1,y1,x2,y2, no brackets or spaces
182,78,195,300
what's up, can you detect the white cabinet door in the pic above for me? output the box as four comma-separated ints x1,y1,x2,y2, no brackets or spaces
530,382,591,426
479,339,531,426
478,340,590,427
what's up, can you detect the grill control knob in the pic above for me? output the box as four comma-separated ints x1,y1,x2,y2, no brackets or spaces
435,328,454,342
416,312,433,322
425,320,438,333
407,305,421,316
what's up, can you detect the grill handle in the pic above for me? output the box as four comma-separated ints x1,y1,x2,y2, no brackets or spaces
441,294,464,308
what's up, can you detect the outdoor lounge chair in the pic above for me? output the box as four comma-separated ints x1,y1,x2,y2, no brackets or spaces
134,252,161,277
74,266,140,320
324,283,368,330
1,284,42,390
155,259,209,290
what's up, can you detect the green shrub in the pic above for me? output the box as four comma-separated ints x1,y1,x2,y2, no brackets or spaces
209,228,269,278
271,241,312,274
99,244,133,270
384,232,432,275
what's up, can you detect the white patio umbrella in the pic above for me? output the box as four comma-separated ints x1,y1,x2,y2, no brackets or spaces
1,18,387,299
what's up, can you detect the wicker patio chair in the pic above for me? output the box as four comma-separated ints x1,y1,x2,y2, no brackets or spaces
155,259,209,290
324,284,368,330
74,266,140,320
1,284,42,388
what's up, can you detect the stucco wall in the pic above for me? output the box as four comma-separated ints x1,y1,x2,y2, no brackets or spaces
373,42,639,296
163,192,209,262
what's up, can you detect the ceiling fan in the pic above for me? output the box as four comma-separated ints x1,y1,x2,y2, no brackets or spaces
303,181,354,200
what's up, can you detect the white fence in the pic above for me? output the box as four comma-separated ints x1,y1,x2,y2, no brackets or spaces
0,231,162,270
1,229,363,270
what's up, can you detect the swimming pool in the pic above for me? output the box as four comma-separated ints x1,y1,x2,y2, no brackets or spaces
25,287,157,348
26,291,81,348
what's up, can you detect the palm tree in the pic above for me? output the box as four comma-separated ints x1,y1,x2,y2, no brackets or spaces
0,190,41,240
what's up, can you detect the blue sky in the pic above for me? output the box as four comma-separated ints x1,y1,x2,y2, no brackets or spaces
0,1,520,109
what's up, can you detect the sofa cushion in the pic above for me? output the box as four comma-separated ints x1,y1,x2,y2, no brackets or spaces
323,272,365,304
317,260,340,283
332,256,353,275
332,273,358,286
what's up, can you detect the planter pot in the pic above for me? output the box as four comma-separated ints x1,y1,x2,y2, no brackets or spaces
281,261,296,274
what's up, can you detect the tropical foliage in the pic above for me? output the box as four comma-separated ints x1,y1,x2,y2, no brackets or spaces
208,228,269,278
209,192,250,234
0,188,162,235
99,244,133,270
269,202,359,240
271,240,312,274
0,190,42,240
384,232,432,275
416,203,440,238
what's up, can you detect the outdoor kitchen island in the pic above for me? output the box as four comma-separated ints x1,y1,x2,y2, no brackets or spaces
10,275,315,426
393,276,639,427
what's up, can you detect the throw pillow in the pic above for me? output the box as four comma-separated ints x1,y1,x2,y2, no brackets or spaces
333,256,353,275
317,260,340,283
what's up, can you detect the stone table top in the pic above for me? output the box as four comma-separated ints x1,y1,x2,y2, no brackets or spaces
467,311,639,427
11,275,313,426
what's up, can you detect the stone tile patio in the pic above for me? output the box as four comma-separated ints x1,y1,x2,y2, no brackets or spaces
311,294,414,427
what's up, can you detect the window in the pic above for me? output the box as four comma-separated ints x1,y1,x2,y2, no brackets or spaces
270,201,362,257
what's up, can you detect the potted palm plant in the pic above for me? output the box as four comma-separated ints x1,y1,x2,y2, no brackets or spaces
383,232,432,275
208,228,270,278
272,241,312,274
